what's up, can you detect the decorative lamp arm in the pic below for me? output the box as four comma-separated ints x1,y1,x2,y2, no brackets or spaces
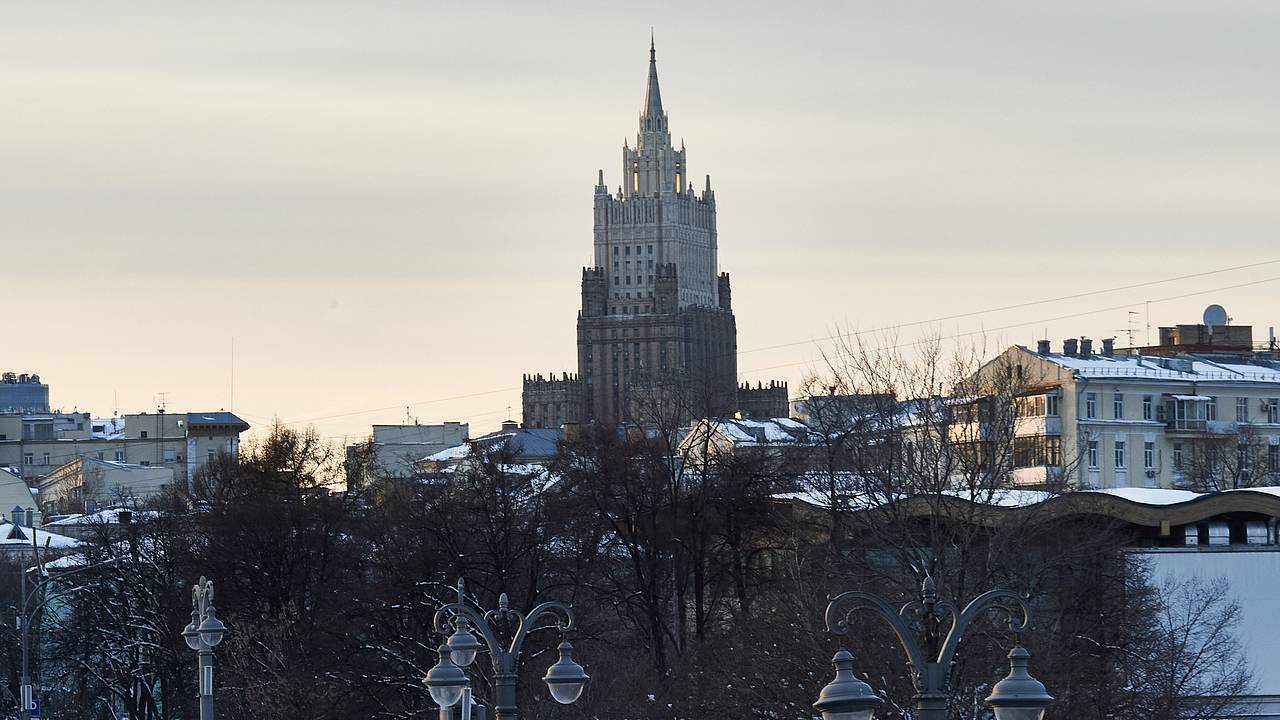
510,600,574,654
434,602,502,654
826,591,928,672
937,590,1030,670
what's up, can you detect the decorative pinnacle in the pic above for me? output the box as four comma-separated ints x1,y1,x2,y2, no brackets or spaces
650,28,655,62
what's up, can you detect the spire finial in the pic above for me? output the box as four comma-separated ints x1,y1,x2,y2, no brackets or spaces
642,31,664,124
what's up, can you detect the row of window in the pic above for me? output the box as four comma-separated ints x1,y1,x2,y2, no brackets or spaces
1084,439,1280,472
613,275,655,286
1083,392,1280,423
612,244,654,257
614,259,656,272
21,448,222,466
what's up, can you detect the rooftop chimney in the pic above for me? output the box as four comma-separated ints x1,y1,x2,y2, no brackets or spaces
1063,338,1078,356
500,419,519,433
1080,338,1093,357
1036,339,1051,355
1102,338,1115,357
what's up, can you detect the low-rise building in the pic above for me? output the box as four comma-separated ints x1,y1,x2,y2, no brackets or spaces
0,410,248,488
0,466,40,526
977,323,1280,490
38,457,176,513
348,421,470,480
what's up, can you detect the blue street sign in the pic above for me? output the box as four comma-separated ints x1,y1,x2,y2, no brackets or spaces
29,699,40,718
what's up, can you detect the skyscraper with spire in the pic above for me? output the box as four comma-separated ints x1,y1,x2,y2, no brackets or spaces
523,39,782,428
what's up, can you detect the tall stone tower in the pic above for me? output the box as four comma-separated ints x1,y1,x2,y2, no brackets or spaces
575,38,737,424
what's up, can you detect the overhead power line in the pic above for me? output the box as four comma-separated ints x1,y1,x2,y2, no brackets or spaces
255,259,1279,432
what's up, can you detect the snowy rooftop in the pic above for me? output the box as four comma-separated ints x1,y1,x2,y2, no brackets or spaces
1027,348,1280,384
47,508,158,526
0,523,81,549
702,417,817,446
90,417,125,439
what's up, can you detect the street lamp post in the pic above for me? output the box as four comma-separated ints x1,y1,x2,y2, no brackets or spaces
425,579,589,720
815,576,1053,720
181,576,227,720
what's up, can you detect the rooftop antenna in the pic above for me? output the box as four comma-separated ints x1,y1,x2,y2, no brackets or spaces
1145,300,1151,346
1122,311,1139,348
155,392,168,413
229,336,235,412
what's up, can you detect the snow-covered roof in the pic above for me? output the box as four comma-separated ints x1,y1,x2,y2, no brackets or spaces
46,508,157,526
1028,348,1280,385
702,418,817,446
90,417,125,439
1087,487,1204,505
0,523,81,549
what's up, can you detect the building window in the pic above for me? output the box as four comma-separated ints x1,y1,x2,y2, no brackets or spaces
613,261,619,271
625,245,631,255
1086,440,1099,468
1173,443,1183,471
1237,397,1250,423
647,259,653,270
1046,394,1059,417
647,244,653,254
1114,440,1126,469
115,450,125,462
42,452,49,465
208,450,216,463
1144,442,1155,469
140,430,148,439
1085,393,1097,419
1270,445,1279,473
1143,395,1153,420
1207,397,1218,421
613,247,618,256
97,452,104,460
1113,393,1124,419
164,448,176,463
1268,399,1280,424
141,460,150,466
1238,444,1249,471
23,453,33,465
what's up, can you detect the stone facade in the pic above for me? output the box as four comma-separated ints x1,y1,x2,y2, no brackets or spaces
522,373,585,429
737,381,790,419
522,39,784,428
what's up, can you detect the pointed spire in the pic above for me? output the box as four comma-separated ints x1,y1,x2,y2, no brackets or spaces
643,32,663,125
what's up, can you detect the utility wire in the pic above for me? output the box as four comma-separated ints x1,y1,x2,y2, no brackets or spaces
256,260,1280,431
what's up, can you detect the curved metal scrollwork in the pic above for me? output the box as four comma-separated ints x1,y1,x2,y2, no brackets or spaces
824,576,1033,697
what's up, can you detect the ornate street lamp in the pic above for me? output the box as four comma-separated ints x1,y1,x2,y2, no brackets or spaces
182,576,228,720
425,579,588,720
817,576,1052,720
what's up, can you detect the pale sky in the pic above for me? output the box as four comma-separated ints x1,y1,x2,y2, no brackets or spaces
5,1,1279,442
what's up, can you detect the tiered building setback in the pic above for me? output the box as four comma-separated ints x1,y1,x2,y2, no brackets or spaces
525,39,760,427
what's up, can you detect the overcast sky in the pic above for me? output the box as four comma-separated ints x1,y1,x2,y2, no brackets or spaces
5,1,1279,441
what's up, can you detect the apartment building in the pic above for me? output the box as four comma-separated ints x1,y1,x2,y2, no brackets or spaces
979,325,1280,490
0,410,249,488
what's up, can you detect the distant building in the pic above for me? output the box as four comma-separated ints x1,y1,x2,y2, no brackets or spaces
522,40,784,428
522,373,585,429
348,421,469,480
0,371,49,414
736,381,789,420
0,466,40,526
418,421,563,474
976,317,1280,490
0,410,249,488
39,457,175,514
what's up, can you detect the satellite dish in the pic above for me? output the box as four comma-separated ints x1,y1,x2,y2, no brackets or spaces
1203,304,1229,327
